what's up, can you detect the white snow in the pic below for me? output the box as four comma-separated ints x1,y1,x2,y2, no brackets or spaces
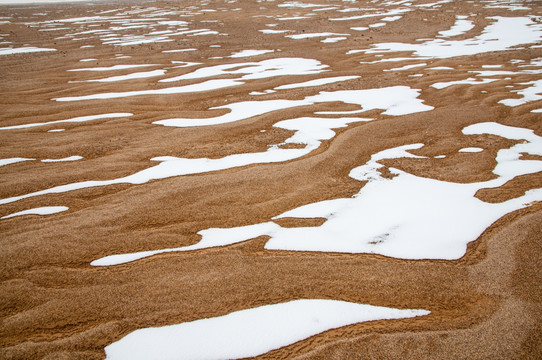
286,32,349,40
188,30,219,37
259,29,290,34
91,222,285,266
0,115,372,207
458,147,483,153
80,70,166,82
170,61,201,68
249,90,276,96
484,2,530,11
365,17,542,59
263,123,542,259
438,18,474,38
358,56,432,63
414,0,452,7
274,76,359,90
321,37,347,43
0,158,34,167
0,113,133,130
498,80,542,107
0,47,56,55
67,64,158,72
431,78,498,89
155,99,309,127
278,1,329,8
1,206,68,220
313,6,339,12
42,156,83,162
159,58,328,83
230,49,274,58
53,79,243,101
155,86,432,127
469,70,519,77
314,109,366,115
382,16,402,22
0,0,91,3
104,299,429,360
2,86,432,207
277,16,311,21
384,63,426,71
330,8,410,22
162,48,197,53
482,65,503,69
96,123,542,263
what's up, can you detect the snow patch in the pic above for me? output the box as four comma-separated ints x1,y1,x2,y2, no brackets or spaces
104,300,429,360
99,123,542,263
0,47,56,55
2,206,68,219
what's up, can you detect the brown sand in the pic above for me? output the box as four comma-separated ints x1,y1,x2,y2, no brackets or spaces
0,0,541,359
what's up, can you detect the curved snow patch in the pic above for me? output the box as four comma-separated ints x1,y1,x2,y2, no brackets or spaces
104,299,429,360
1,206,68,219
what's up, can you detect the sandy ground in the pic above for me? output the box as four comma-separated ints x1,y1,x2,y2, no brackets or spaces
0,0,541,359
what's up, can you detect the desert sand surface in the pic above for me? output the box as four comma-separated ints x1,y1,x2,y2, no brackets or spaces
0,0,541,359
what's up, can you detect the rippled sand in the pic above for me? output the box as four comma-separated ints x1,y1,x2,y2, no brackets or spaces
1,0,541,359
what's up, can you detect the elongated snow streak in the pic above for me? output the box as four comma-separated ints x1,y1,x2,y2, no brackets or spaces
42,156,83,162
0,113,133,130
93,123,542,265
259,29,290,34
230,49,274,58
1,206,68,219
384,63,426,72
0,46,56,55
431,78,498,89
53,79,243,101
458,147,483,153
104,299,429,360
273,76,359,90
67,64,158,72
286,32,349,39
0,0,91,3
0,158,34,166
80,70,166,83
